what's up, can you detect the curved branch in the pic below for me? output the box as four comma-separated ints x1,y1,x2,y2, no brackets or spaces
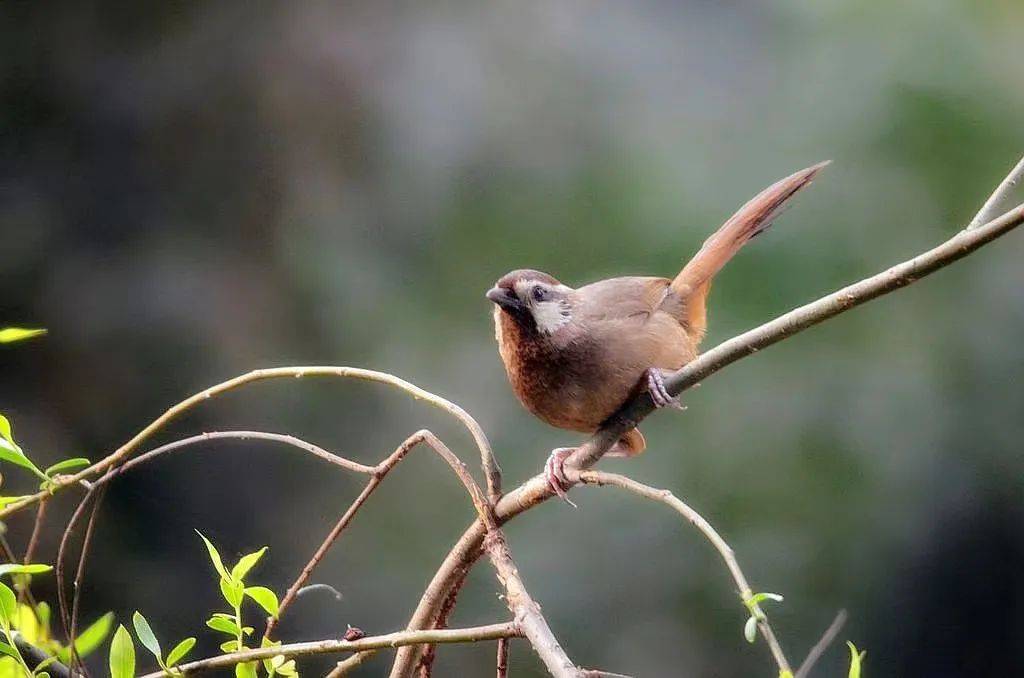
0,367,501,520
391,200,1024,675
136,622,522,678
575,470,791,673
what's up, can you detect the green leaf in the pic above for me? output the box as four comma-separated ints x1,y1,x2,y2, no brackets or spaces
57,611,114,663
35,602,50,628
0,564,52,578
0,642,18,659
0,416,11,445
0,328,47,344
219,577,244,608
206,616,241,636
780,672,794,678
276,660,297,677
0,497,28,509
219,640,239,653
34,656,57,672
44,458,91,477
747,592,784,607
109,625,135,678
132,611,162,662
744,615,758,643
847,641,865,678
165,638,196,668
235,661,258,678
0,582,17,623
230,547,266,582
195,531,229,580
0,444,46,481
244,586,279,618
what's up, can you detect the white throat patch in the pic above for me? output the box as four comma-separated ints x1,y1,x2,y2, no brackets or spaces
531,300,571,335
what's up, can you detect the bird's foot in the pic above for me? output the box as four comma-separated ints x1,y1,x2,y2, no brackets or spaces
544,447,578,508
646,368,686,410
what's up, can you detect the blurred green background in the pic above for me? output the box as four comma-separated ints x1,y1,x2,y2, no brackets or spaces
3,2,1023,676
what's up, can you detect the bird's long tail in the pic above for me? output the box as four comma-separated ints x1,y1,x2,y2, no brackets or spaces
671,160,829,341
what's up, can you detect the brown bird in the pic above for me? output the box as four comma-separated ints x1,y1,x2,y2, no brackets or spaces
486,162,827,500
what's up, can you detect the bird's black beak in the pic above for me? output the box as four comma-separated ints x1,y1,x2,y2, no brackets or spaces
486,286,524,312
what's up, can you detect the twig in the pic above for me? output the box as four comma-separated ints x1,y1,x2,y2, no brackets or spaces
0,533,40,614
0,367,502,520
795,609,848,678
415,563,471,677
328,650,379,677
969,155,1024,229
575,470,791,673
23,499,48,566
390,196,1024,675
133,622,522,678
496,636,510,678
68,485,106,676
267,430,448,639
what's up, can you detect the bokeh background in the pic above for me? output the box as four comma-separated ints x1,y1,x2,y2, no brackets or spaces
3,2,1024,676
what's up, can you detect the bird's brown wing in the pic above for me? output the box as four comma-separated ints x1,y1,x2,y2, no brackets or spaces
570,276,694,372
572,276,674,322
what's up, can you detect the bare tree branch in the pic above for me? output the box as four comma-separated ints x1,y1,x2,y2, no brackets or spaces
135,622,523,678
0,367,502,520
496,636,510,678
327,650,379,677
969,156,1024,229
390,199,1024,675
575,470,792,673
795,610,849,678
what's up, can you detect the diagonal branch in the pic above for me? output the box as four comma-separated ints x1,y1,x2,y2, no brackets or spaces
795,609,848,678
575,470,791,674
390,192,1024,675
969,155,1024,229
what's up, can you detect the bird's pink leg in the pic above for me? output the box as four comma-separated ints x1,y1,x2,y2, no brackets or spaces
645,368,686,410
544,447,578,507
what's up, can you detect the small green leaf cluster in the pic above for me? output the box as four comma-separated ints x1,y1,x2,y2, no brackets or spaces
0,414,91,499
109,611,196,677
741,591,783,644
0,563,113,677
196,532,295,678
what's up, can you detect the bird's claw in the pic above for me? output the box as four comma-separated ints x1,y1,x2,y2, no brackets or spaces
544,448,578,508
646,368,686,410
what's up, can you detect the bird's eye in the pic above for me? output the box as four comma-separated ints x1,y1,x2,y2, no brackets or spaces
531,285,547,302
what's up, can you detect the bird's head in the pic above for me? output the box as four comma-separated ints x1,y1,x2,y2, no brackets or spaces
486,269,573,336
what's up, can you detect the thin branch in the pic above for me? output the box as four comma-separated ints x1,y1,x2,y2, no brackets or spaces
496,637,510,678
969,156,1024,229
795,609,848,678
135,622,522,678
267,430,447,639
23,499,48,565
0,367,502,520
327,650,379,677
575,470,791,673
391,197,1024,676
68,485,106,676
